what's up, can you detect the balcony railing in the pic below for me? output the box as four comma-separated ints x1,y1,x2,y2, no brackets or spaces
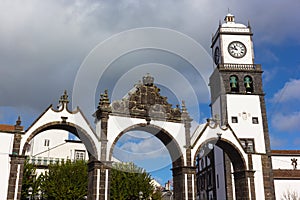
27,156,75,166
218,63,261,71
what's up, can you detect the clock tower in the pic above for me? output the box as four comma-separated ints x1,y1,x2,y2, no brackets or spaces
212,13,254,65
209,13,275,199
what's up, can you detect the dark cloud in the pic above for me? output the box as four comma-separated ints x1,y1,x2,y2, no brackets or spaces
0,0,299,126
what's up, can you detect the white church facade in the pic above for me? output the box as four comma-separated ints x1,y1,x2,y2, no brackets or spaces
1,13,300,200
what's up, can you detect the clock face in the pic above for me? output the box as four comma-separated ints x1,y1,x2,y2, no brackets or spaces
214,47,220,65
228,41,247,58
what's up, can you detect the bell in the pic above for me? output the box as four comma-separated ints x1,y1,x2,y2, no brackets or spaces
230,77,237,88
245,82,251,88
244,77,252,88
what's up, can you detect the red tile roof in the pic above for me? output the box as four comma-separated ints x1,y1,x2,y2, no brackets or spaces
0,124,15,132
272,150,300,155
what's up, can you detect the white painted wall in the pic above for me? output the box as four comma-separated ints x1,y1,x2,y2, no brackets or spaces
252,154,265,199
28,129,69,157
272,155,300,170
26,129,89,177
211,96,222,122
226,94,266,153
0,131,15,200
214,146,226,200
274,180,300,200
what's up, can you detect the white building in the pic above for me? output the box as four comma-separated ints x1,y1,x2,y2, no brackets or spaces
0,124,17,200
25,129,89,175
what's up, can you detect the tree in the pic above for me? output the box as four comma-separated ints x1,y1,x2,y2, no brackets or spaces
21,159,42,200
40,160,88,200
110,162,156,200
151,189,163,200
22,160,161,199
281,189,300,200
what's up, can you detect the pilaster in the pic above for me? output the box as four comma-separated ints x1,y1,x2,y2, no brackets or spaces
7,117,25,200
88,160,112,200
233,170,250,200
172,166,196,200
247,154,256,200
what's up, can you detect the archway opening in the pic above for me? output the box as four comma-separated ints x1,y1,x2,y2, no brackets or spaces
22,122,98,159
25,130,89,169
21,123,97,199
112,130,173,188
110,124,185,199
195,139,249,200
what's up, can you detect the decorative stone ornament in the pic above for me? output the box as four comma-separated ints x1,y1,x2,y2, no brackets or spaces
109,74,186,123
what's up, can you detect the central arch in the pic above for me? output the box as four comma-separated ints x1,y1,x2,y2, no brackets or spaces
109,124,184,198
109,123,184,167
93,74,196,200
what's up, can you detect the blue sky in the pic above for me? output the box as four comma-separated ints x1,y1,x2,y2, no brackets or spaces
1,1,300,185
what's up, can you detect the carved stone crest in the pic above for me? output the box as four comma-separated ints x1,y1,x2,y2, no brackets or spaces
110,74,184,122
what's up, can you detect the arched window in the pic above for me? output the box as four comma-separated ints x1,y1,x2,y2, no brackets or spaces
244,76,253,93
230,75,239,92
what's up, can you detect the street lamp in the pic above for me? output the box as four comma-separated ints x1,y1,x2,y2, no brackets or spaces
28,187,33,200
139,191,143,200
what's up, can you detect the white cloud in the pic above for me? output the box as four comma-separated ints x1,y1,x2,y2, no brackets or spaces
271,79,300,103
263,68,279,83
271,112,300,132
113,133,173,173
270,135,288,149
114,135,169,161
1,0,300,127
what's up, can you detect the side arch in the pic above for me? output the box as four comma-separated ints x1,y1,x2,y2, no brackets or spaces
193,138,250,200
193,138,247,171
21,121,98,159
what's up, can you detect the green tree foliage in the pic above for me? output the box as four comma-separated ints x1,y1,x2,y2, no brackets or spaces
40,160,88,200
21,159,41,200
22,160,161,199
151,190,163,200
110,162,155,200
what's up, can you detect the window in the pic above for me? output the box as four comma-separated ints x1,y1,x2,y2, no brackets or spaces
75,150,86,160
252,117,259,124
232,116,238,123
240,139,255,153
247,140,254,152
207,171,212,186
44,139,50,147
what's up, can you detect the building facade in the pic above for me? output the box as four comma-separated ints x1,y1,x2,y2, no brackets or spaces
192,13,300,200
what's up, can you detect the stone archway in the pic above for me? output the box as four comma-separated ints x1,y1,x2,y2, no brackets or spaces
7,75,198,200
7,91,99,200
193,136,251,200
109,124,185,199
93,74,196,200
21,121,98,159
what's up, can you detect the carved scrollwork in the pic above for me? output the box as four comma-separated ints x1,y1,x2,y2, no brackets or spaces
110,74,185,122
